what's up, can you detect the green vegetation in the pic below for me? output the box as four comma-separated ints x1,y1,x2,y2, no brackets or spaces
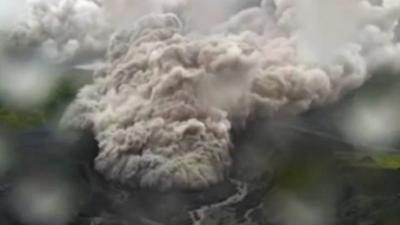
335,151,400,170
0,79,78,128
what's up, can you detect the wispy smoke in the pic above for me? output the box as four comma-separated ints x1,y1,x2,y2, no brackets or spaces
55,0,400,190
3,0,111,64
0,0,28,31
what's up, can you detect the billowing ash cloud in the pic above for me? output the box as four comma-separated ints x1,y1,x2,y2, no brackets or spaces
61,0,400,190
3,0,111,63
2,0,262,63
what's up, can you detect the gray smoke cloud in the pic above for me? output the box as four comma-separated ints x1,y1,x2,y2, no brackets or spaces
57,0,400,190
3,0,111,63
2,0,263,63
0,0,28,31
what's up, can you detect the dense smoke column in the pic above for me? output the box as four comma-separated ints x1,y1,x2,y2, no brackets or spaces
63,14,243,190
62,0,400,191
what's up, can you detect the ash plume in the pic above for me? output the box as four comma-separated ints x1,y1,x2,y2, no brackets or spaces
3,0,111,64
59,0,400,190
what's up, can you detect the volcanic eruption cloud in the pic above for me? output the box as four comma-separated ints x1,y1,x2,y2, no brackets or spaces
26,0,399,190
2,0,110,63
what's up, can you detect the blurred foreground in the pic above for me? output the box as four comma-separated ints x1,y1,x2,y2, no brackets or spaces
0,70,399,225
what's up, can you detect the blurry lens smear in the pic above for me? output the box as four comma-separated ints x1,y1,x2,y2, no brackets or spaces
342,95,400,147
0,0,59,111
10,177,79,225
0,59,59,110
0,0,28,31
267,192,335,225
